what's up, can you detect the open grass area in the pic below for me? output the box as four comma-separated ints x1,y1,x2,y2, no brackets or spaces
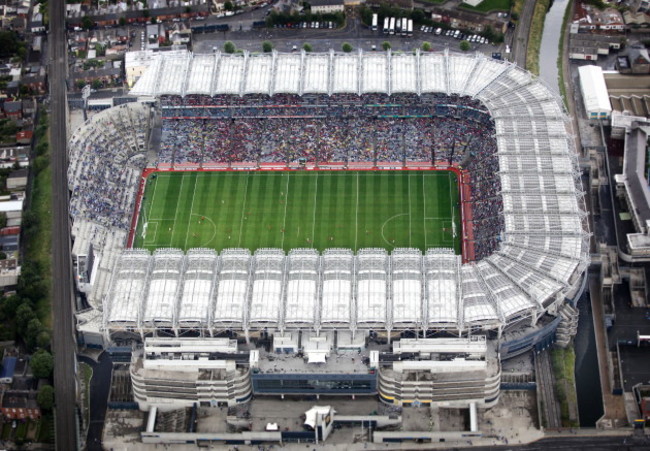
461,0,512,13
134,171,461,254
526,0,551,75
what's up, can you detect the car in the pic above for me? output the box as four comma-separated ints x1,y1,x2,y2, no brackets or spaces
420,25,425,31
435,27,442,35
292,45,297,51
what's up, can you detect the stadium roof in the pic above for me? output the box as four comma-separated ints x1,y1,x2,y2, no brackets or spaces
104,50,591,335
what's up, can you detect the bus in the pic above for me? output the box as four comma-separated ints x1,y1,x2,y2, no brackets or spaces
383,17,389,34
389,17,395,35
372,14,378,31
401,17,408,36
407,19,413,37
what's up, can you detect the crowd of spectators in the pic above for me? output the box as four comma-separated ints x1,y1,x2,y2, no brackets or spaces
157,93,502,258
68,104,152,231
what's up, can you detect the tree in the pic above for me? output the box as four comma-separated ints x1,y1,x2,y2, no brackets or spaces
410,9,425,22
81,16,94,30
359,5,373,26
459,40,470,51
262,41,273,53
30,350,53,379
341,42,353,53
119,17,126,26
37,384,54,410
421,41,431,52
382,41,391,51
223,41,236,54
302,43,312,52
224,1,233,11
26,318,43,350
0,211,6,228
16,303,36,333
91,79,102,90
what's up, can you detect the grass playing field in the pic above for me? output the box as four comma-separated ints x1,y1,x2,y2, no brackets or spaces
134,171,461,254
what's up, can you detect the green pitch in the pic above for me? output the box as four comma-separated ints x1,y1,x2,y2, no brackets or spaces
134,171,461,253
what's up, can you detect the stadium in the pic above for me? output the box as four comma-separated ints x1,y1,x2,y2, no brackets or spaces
70,50,589,414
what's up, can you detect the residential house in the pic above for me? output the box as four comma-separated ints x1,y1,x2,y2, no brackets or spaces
6,168,27,189
0,258,20,287
3,101,22,120
15,130,31,145
573,3,625,32
0,391,41,420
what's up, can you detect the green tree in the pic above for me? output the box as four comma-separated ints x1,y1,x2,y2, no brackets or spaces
150,16,157,24
91,79,102,90
459,40,470,51
30,350,53,379
382,41,391,51
341,42,353,53
302,43,312,52
0,295,22,320
359,5,372,26
262,41,273,53
26,318,43,350
410,9,425,22
16,303,36,333
0,211,6,228
81,16,93,30
224,1,233,11
421,41,432,52
119,17,126,26
36,330,51,350
223,41,236,54
37,384,54,410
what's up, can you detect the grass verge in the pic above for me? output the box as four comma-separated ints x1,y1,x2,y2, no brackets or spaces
37,412,54,444
526,0,551,75
23,111,52,327
557,0,574,109
80,362,93,429
512,0,525,19
551,347,580,427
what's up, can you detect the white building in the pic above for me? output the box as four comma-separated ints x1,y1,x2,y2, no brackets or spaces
130,338,253,410
310,0,344,14
578,65,612,120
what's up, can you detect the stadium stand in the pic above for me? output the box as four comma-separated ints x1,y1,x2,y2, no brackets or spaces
63,50,588,346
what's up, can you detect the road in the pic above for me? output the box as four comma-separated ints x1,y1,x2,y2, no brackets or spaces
80,354,113,451
511,0,537,68
49,0,79,448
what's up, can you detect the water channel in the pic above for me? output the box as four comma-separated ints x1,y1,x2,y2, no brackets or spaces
538,0,570,94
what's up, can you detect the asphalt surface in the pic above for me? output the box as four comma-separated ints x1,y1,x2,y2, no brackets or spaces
80,354,113,451
49,0,79,448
